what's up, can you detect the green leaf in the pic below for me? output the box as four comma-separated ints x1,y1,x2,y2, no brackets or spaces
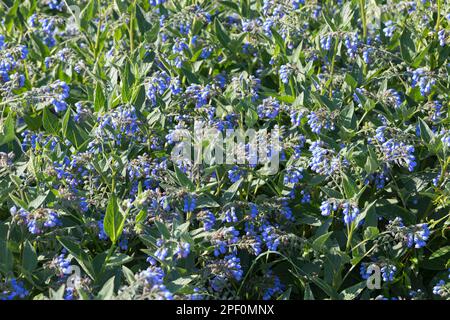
245,108,258,127
0,239,13,274
121,61,135,103
0,113,15,146
4,0,20,32
22,240,37,272
49,285,66,300
430,246,450,260
220,1,239,12
122,266,135,285
304,283,315,300
62,108,89,149
135,209,147,224
42,107,60,135
344,74,358,89
145,22,160,43
28,191,50,209
103,195,125,244
418,118,434,145
270,28,286,54
342,174,358,199
214,19,231,50
80,0,97,31
411,44,429,68
10,194,28,210
154,220,171,240
196,194,220,208
399,29,415,63
136,5,152,34
114,0,128,13
321,187,343,199
340,281,366,300
364,147,379,174
222,178,243,203
174,165,196,191
340,104,357,132
107,253,133,268
94,83,107,112
240,0,250,18
322,10,337,31
312,231,333,250
96,276,115,300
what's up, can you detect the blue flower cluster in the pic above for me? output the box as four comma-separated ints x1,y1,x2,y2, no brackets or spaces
0,279,29,300
381,139,417,172
257,97,281,119
309,141,340,176
2,0,449,301
411,68,435,97
10,206,61,235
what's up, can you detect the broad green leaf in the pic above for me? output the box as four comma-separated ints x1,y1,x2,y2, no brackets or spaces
22,240,37,272
94,83,107,112
399,29,415,63
42,107,60,135
214,19,231,50
103,195,125,243
174,165,196,191
0,113,15,146
96,276,115,300
430,246,450,260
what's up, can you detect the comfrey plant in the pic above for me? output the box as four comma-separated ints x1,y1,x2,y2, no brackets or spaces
0,0,449,301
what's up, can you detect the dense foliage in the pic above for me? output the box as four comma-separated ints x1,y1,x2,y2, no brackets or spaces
0,0,450,300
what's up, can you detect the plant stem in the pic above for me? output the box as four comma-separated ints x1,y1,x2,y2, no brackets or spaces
436,0,442,32
359,0,367,40
328,39,339,97
129,1,136,53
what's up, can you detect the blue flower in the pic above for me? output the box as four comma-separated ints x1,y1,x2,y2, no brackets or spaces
183,195,197,213
381,139,416,172
257,97,280,119
406,223,430,249
292,0,305,10
224,254,243,281
283,167,303,184
309,141,340,176
381,265,397,282
438,30,446,47
362,47,373,64
411,68,435,97
383,21,396,38
175,242,191,258
48,0,64,11
344,34,359,59
228,166,245,183
97,218,108,240
262,272,284,300
433,280,446,295
149,0,166,6
320,199,338,216
279,64,292,84
320,35,332,51
342,202,360,225
223,207,238,223
0,279,29,300
198,210,216,231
